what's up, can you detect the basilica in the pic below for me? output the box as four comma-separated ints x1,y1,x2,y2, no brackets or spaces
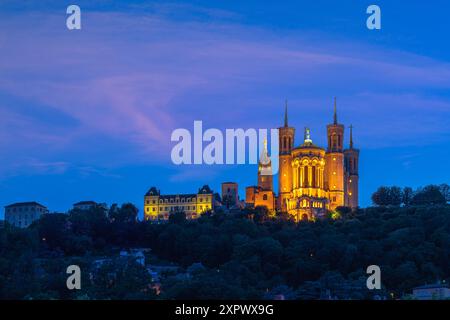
246,99,359,221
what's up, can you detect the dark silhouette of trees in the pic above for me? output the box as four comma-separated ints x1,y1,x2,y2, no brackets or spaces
371,186,402,206
411,185,446,206
1,188,450,300
402,187,414,206
372,184,446,207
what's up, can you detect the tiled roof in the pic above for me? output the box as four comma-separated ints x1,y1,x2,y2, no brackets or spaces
159,194,197,199
5,201,47,208
198,185,213,194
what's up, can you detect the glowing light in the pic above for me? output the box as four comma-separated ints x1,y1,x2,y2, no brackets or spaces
331,211,341,220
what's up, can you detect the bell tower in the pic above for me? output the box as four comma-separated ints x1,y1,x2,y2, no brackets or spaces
325,98,345,209
278,100,295,212
344,125,359,209
258,139,273,191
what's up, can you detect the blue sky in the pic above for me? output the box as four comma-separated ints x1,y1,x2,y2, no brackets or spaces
1,1,450,218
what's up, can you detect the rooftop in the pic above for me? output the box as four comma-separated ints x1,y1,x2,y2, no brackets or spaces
5,201,47,208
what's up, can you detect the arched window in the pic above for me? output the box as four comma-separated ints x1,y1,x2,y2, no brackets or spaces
312,166,316,187
283,137,287,149
263,194,268,200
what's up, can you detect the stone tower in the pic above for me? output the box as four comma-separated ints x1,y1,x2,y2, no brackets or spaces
258,139,273,191
278,101,295,212
324,98,345,209
344,125,359,209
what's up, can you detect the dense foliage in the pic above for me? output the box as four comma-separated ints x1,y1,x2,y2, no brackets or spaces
1,200,449,300
371,184,449,207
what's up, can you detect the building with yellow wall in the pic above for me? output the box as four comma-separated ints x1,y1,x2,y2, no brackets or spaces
278,99,359,221
144,185,214,221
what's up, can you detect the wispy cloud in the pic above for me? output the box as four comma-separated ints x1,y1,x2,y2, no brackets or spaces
0,3,450,178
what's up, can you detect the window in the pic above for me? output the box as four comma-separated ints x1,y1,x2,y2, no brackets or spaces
263,194,268,201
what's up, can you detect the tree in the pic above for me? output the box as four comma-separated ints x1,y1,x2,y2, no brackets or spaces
372,186,391,206
389,187,402,206
372,186,402,206
108,203,138,223
169,211,186,225
439,184,450,202
402,187,414,206
36,213,70,250
411,185,446,206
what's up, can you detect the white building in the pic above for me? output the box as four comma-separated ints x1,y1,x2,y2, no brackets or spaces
413,283,450,300
4,202,49,228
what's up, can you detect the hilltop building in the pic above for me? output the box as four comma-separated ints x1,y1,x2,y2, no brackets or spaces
4,202,49,228
247,99,359,221
245,139,277,212
221,182,239,208
144,185,214,221
412,283,450,300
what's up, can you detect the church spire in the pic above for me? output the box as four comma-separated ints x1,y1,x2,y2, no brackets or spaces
349,124,354,149
284,99,288,127
259,138,271,166
333,97,337,124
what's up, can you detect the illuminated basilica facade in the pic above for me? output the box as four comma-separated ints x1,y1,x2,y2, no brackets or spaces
247,99,359,221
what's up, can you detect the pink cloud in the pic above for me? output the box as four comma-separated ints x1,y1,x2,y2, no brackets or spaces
0,7,450,177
